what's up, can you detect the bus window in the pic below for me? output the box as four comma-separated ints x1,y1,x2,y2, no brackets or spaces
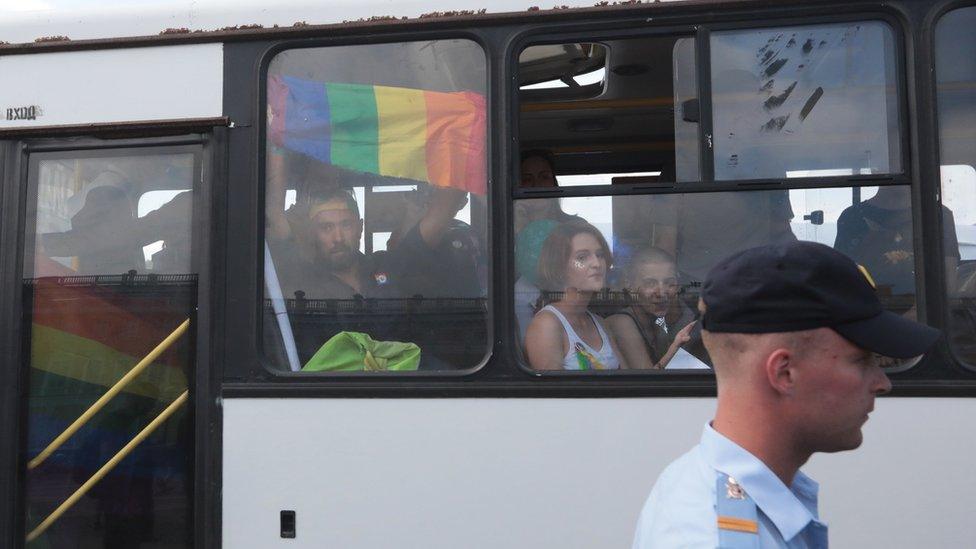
514,20,918,373
515,186,916,372
711,22,901,180
263,39,489,373
936,7,976,367
23,149,198,547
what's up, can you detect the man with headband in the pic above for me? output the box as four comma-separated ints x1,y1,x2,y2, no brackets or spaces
632,241,940,548
271,185,466,300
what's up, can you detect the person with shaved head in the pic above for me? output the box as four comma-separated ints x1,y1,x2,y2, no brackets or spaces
632,241,940,548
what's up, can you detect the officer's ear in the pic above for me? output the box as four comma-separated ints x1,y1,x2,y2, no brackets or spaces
763,347,795,396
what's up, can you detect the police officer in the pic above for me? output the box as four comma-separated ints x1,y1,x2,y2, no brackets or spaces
632,241,940,548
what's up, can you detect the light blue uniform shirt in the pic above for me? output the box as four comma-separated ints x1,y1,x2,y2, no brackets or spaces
632,424,828,548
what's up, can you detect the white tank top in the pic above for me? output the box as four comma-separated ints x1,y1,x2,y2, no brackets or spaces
541,305,620,371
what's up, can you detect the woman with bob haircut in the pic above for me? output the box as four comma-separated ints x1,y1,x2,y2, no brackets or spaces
525,221,627,370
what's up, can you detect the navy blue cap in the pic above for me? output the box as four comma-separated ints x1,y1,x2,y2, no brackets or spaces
701,241,940,359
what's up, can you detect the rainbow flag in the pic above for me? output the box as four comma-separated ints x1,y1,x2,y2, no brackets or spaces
268,75,487,195
26,273,194,462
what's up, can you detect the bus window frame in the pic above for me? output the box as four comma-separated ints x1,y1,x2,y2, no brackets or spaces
0,138,27,547
253,31,496,379
927,0,976,373
508,13,922,377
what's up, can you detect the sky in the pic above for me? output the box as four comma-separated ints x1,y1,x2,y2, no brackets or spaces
3,0,120,10
3,0,187,10
0,0,597,14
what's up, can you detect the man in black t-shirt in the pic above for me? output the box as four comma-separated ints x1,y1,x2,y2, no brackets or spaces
269,185,467,300
266,184,471,367
834,186,959,313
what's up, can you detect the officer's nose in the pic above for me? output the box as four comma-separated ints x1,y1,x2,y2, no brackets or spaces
872,366,892,396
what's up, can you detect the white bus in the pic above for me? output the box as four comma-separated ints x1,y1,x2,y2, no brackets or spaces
2,0,975,547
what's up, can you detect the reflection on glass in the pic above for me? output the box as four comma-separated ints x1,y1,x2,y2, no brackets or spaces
833,186,919,313
515,186,918,372
640,191,796,284
264,40,489,372
936,7,976,365
24,152,196,548
33,155,194,277
711,22,900,180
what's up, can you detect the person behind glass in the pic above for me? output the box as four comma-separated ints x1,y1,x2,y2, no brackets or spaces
386,186,484,298
632,241,941,549
606,247,697,369
515,150,576,234
266,147,469,299
525,221,626,370
38,185,142,274
834,185,960,317
520,149,558,188
268,183,466,300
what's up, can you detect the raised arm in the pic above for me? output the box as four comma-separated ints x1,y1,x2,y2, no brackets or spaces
655,320,696,369
418,187,467,248
266,149,292,241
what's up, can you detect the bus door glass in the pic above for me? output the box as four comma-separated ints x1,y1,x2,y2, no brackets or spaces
21,145,202,548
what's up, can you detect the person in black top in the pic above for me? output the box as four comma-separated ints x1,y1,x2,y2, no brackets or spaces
265,173,471,369
268,184,467,300
834,186,959,315
514,150,577,234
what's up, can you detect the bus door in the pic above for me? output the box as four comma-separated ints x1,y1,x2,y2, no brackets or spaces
17,137,210,548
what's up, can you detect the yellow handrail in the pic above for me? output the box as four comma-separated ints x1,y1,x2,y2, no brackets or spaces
26,390,189,543
28,318,190,471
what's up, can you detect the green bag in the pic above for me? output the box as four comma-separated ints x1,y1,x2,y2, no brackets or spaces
302,331,421,372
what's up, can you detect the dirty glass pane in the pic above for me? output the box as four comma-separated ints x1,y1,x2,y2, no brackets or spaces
264,40,489,373
936,7,976,366
711,22,901,180
23,150,197,548
514,186,916,372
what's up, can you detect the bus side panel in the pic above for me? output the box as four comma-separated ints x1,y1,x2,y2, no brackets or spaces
0,44,223,128
221,397,976,548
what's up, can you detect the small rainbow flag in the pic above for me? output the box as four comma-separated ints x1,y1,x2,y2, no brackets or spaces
574,342,606,371
268,75,487,195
